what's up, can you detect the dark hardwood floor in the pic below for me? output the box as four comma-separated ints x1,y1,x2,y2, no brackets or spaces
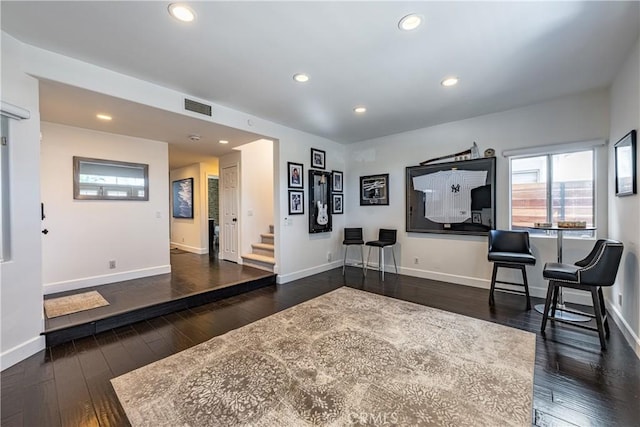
2,256,639,426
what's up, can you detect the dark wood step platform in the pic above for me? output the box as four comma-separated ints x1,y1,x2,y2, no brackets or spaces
43,255,276,347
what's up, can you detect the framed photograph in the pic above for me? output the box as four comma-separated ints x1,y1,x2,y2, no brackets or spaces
614,130,637,197
332,193,344,214
332,170,343,192
406,157,496,236
288,162,303,188
172,177,194,218
360,174,389,206
288,190,304,215
311,148,326,169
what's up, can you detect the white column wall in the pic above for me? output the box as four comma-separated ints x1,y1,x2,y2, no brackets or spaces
0,33,45,369
608,37,640,356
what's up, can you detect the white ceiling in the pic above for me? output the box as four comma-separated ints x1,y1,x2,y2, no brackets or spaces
2,1,639,154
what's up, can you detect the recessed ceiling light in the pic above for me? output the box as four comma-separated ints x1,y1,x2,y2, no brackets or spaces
441,77,459,87
168,3,196,22
398,14,423,31
353,106,367,114
96,114,112,121
219,140,229,144
293,73,310,83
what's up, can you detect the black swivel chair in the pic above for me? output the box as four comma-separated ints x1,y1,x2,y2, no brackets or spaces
488,230,536,309
364,229,398,281
541,239,623,350
342,228,365,276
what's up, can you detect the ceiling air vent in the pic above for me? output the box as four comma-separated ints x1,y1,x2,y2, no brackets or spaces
184,98,212,117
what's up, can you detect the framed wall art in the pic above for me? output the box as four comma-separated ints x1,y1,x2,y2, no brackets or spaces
311,148,326,169
288,162,303,188
288,190,304,214
360,173,389,206
614,129,637,197
309,169,332,233
332,193,344,214
406,157,496,235
172,177,194,219
332,170,343,192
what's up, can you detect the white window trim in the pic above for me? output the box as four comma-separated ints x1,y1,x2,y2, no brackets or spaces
502,139,606,158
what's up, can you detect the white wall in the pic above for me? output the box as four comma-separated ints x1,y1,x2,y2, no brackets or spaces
608,37,640,355
170,163,209,254
346,89,610,300
237,139,274,258
0,33,45,369
40,122,170,293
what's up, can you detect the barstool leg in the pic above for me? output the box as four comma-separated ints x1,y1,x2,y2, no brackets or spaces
598,287,609,337
360,246,365,277
364,247,372,276
391,246,398,274
520,265,531,310
342,245,348,275
489,264,499,306
591,288,607,350
380,247,385,281
541,282,555,333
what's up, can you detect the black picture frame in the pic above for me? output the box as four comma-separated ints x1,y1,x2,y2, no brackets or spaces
614,130,637,197
287,162,303,188
288,190,304,214
332,193,344,214
311,148,326,169
172,177,194,219
360,174,389,206
332,170,343,192
406,157,496,236
309,169,332,233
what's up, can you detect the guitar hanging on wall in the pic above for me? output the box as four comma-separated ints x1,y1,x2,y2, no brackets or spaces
316,175,329,225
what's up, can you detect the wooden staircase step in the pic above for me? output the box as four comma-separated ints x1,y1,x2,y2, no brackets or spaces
260,233,274,244
242,253,276,265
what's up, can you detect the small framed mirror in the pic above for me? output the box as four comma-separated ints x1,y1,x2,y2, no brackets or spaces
309,169,332,233
73,156,149,201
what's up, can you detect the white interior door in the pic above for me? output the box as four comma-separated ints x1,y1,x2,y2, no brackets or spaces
222,164,239,262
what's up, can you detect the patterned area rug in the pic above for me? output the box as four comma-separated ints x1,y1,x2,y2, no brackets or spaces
44,290,109,318
112,287,535,426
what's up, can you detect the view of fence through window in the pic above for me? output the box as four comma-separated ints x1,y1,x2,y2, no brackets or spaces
511,150,594,234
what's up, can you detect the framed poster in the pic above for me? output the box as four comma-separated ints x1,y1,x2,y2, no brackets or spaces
288,162,303,188
332,193,344,214
360,174,389,206
172,177,194,218
309,169,332,233
332,170,343,192
311,148,326,169
406,157,496,235
614,130,637,196
288,190,304,214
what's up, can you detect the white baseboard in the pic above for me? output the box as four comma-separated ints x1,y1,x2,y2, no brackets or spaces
170,242,208,254
1,335,45,371
43,264,172,295
605,300,640,359
277,260,342,284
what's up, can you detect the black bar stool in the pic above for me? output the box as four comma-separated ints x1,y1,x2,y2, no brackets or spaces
342,228,365,275
364,229,397,281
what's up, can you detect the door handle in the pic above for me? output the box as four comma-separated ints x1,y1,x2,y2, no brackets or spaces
42,229,49,235
232,218,237,222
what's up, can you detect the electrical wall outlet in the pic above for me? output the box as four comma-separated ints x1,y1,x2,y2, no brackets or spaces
414,257,419,264
618,293,622,306
327,252,332,262
109,260,116,269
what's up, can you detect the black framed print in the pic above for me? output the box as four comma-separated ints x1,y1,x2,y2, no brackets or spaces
332,170,343,192
311,148,326,169
288,190,304,215
172,177,194,218
614,130,637,197
288,162,303,188
332,193,344,214
360,174,389,206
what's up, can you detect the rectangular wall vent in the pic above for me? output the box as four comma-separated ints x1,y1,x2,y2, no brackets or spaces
184,98,212,117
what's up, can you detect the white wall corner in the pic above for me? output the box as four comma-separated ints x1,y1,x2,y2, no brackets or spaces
1,335,46,371
276,261,342,284
606,299,640,360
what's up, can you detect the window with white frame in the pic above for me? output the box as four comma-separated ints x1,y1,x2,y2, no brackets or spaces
510,149,595,237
